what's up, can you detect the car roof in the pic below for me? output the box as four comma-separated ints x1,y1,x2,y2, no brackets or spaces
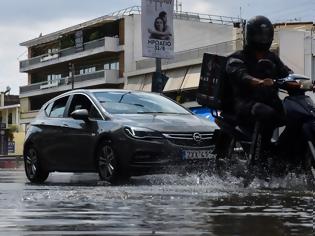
42,89,160,108
63,89,156,95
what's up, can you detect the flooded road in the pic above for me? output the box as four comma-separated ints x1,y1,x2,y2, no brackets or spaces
0,167,313,235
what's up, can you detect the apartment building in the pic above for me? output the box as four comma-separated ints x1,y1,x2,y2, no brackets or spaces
19,6,242,124
273,22,314,77
0,92,25,156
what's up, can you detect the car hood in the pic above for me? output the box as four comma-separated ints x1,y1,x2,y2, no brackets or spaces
112,113,216,133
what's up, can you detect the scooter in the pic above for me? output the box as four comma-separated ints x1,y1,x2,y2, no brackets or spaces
197,54,315,186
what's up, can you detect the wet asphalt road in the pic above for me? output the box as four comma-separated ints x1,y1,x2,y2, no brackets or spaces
0,166,313,236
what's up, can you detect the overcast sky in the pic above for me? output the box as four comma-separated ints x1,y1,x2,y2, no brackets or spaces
0,0,314,94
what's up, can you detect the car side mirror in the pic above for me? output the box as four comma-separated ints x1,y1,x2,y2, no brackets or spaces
71,109,89,121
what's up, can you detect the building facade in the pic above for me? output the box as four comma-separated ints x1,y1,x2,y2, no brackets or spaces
19,6,242,124
273,22,315,101
0,92,25,156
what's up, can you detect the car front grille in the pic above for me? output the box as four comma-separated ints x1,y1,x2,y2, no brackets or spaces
163,132,215,147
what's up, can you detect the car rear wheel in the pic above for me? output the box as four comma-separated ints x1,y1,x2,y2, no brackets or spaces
97,141,124,183
24,146,49,183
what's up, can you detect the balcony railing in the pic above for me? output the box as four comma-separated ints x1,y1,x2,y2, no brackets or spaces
20,110,39,121
20,69,123,95
136,39,242,70
20,37,120,72
109,6,241,25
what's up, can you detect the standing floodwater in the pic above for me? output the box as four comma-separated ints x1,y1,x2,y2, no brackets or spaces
0,169,313,235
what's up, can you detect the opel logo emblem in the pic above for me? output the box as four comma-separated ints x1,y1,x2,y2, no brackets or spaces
193,133,202,142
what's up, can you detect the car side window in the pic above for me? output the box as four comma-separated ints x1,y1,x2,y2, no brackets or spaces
49,96,69,118
68,94,102,120
44,102,53,117
90,105,103,120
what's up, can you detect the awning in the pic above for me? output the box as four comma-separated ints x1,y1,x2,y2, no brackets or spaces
180,65,201,90
163,68,187,92
124,75,145,90
141,74,152,91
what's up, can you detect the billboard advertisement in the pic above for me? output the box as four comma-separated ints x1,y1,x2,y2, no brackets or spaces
141,0,174,59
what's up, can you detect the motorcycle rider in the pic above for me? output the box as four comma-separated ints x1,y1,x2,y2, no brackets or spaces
225,15,299,151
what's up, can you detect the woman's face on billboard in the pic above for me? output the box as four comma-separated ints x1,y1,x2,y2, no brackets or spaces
155,18,164,31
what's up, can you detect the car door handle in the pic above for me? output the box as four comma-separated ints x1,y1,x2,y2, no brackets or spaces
62,123,69,127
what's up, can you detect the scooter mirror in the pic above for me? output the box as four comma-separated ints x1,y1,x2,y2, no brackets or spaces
287,74,310,81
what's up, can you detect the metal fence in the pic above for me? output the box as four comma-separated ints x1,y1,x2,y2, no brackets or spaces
20,70,105,94
20,69,123,94
20,37,107,69
108,5,241,25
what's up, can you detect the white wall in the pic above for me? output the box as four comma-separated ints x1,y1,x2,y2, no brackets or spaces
279,30,305,75
124,14,236,73
279,29,314,78
173,19,234,52
279,29,315,102
124,15,138,74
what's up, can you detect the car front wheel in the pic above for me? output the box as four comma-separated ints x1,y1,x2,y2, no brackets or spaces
97,141,122,183
24,146,49,183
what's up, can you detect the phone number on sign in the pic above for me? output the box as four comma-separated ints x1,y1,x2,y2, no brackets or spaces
148,39,172,51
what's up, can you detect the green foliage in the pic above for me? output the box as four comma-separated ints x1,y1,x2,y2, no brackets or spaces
7,125,18,141
88,31,103,41
60,35,75,49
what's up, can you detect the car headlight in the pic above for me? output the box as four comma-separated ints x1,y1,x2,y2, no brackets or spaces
124,126,163,139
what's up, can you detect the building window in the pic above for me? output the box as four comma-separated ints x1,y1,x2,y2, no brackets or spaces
47,74,61,82
8,113,12,124
49,96,69,118
111,62,119,70
104,61,119,70
48,48,59,55
79,67,96,75
104,63,110,70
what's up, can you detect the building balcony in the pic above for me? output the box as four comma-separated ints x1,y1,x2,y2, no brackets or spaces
133,39,241,73
20,110,39,124
20,37,121,72
19,69,124,98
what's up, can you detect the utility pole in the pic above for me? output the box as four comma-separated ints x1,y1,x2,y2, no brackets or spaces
69,62,75,90
156,58,162,74
175,0,182,12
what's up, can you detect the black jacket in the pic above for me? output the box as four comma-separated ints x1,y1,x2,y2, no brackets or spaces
226,49,292,116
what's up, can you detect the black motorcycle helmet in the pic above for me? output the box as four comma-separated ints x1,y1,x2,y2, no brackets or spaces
245,15,274,52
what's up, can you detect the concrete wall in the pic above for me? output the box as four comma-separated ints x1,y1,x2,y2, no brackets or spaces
124,15,137,75
279,29,314,78
20,98,30,114
10,131,25,156
279,30,305,75
279,29,315,102
124,14,236,74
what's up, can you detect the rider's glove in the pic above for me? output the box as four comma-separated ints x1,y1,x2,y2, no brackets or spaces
299,80,313,91
259,78,274,87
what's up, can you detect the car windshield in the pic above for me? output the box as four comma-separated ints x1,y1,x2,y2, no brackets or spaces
93,91,191,115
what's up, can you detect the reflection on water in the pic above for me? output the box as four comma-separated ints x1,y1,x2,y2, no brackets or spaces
0,170,313,235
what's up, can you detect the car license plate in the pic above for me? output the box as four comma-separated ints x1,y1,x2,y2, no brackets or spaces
182,150,215,160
